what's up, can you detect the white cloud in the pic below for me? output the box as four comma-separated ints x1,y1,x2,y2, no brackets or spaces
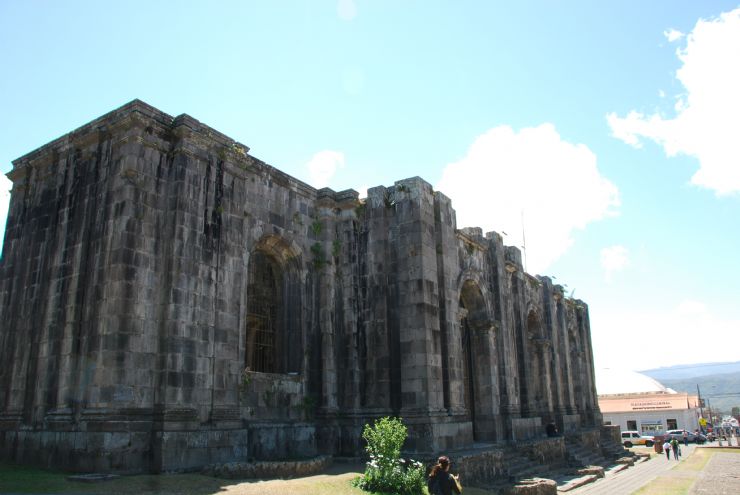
355,184,368,199
664,28,684,42
0,174,11,252
609,8,740,195
306,150,345,189
436,124,619,273
337,0,357,21
600,245,630,282
592,300,740,371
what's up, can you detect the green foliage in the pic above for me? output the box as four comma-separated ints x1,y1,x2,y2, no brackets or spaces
239,367,252,393
352,417,426,495
231,142,247,159
262,388,274,406
311,242,327,269
294,395,317,419
311,218,323,237
383,192,396,208
332,239,342,258
354,202,366,217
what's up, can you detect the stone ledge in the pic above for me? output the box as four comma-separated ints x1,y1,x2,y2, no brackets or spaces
502,477,557,495
202,454,332,479
575,465,604,478
557,474,598,492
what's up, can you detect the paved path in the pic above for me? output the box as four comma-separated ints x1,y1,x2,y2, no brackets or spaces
568,444,696,495
690,449,740,494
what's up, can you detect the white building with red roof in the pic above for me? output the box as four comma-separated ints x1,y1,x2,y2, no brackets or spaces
597,368,701,435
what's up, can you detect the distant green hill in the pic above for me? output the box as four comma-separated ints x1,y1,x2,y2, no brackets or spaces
649,371,740,414
640,361,740,380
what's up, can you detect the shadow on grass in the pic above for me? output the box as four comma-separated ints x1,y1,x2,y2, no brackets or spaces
0,463,500,495
0,463,230,495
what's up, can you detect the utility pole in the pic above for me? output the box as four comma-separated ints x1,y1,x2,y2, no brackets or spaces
697,384,705,433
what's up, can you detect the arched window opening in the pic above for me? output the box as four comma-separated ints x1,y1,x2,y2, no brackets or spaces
246,251,282,373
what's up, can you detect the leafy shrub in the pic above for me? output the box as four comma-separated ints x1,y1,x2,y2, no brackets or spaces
352,417,426,495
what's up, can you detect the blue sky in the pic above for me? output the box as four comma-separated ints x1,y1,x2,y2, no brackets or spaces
1,1,739,373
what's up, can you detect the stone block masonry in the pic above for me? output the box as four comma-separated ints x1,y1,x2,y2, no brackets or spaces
0,100,602,474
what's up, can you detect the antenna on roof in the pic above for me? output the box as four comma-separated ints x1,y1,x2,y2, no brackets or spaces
521,209,528,273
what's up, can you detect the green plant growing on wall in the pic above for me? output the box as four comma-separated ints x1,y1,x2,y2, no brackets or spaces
241,367,252,388
292,212,304,226
310,218,323,237
311,242,327,269
383,191,396,208
294,395,317,419
120,168,145,189
354,202,366,217
231,142,247,159
332,239,341,259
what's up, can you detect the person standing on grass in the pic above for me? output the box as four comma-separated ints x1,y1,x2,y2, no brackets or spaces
671,437,680,460
427,455,462,495
663,439,672,460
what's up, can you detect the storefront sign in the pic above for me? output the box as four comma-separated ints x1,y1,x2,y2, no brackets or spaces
629,400,672,411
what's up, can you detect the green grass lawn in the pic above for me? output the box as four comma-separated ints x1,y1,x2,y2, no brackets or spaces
0,462,501,495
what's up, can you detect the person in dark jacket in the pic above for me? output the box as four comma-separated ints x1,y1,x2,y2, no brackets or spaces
427,455,462,495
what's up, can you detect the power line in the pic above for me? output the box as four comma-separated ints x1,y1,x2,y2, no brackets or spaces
640,361,740,373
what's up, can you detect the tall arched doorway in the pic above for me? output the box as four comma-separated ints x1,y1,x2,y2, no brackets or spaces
459,280,488,442
526,311,543,415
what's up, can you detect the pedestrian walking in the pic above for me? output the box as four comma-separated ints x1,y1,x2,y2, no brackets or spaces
683,430,689,446
663,439,671,460
671,438,680,460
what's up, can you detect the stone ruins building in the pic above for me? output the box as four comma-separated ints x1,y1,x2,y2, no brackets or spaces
0,100,601,473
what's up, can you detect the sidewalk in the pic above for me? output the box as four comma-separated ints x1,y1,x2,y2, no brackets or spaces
689,447,740,494
566,444,696,495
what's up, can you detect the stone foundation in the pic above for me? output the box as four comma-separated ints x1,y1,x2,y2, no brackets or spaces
203,454,332,479
511,417,543,441
247,423,316,461
0,426,247,473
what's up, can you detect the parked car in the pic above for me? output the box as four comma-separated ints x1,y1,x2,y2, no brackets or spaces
621,430,655,447
664,429,707,444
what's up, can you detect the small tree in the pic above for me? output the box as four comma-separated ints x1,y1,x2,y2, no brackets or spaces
352,417,426,495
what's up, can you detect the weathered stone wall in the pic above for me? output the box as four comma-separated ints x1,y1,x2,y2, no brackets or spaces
0,100,603,473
